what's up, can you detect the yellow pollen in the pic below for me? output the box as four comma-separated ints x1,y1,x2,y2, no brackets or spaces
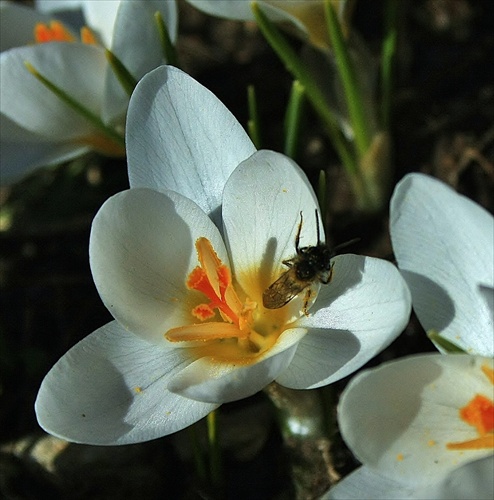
165,237,287,364
396,453,404,461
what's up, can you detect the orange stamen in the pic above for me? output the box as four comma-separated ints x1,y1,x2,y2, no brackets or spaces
461,394,494,435
482,364,494,385
80,26,97,45
446,364,494,451
34,21,75,43
186,238,240,326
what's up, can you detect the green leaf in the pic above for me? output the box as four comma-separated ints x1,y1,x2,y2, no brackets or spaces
284,80,305,158
154,11,178,67
105,49,138,97
247,84,261,149
24,61,125,149
428,330,468,354
324,0,371,157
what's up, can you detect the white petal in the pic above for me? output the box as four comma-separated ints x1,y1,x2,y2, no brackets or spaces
89,188,227,344
277,254,411,388
126,66,256,218
35,321,217,445
1,43,106,138
36,0,84,13
81,0,120,46
102,0,178,124
168,327,306,403
222,150,320,297
0,1,53,51
338,354,494,485
390,173,494,356
185,0,309,34
326,458,494,500
0,114,89,185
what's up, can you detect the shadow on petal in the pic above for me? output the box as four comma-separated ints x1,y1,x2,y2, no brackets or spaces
402,270,456,333
310,254,366,314
276,328,361,388
36,355,135,444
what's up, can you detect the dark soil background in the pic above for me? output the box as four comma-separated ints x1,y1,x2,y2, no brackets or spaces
1,0,493,498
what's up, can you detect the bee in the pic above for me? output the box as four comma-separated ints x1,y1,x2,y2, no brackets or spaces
263,210,356,315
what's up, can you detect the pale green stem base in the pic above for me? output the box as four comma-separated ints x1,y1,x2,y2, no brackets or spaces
264,383,340,499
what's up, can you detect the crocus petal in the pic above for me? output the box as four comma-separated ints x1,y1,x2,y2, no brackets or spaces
89,188,227,344
36,0,85,14
101,0,178,125
168,327,306,403
0,114,89,184
326,458,494,500
222,149,320,296
390,173,494,356
126,66,256,218
0,1,54,50
79,0,121,47
35,321,217,445
338,354,494,485
276,254,411,388
1,43,106,138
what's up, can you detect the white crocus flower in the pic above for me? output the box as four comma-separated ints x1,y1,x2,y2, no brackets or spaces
35,66,411,445
185,0,353,51
390,173,494,356
327,354,494,499
325,177,494,499
0,0,177,184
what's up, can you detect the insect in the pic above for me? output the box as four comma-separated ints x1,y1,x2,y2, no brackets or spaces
262,210,334,314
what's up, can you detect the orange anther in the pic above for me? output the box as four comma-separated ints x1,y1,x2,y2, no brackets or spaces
34,21,75,43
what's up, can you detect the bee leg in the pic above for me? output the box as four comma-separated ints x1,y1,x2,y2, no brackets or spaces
295,211,304,253
321,261,335,285
282,257,295,268
302,288,313,316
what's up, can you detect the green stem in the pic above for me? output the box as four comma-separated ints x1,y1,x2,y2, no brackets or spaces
187,423,207,482
247,84,262,148
324,0,371,157
264,383,340,498
380,0,398,130
154,11,178,66
24,61,125,149
251,2,355,174
207,410,222,489
284,80,306,159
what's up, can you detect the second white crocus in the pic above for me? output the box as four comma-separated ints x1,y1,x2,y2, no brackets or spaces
326,174,494,499
327,354,494,499
390,173,494,356
35,66,411,445
0,0,177,184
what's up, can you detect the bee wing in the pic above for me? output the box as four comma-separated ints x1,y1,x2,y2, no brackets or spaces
262,268,310,309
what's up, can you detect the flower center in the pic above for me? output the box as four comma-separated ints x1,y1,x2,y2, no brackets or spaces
165,237,288,364
34,21,97,45
447,364,494,450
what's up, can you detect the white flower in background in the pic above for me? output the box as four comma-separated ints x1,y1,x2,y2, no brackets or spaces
185,0,354,51
390,173,494,356
0,0,177,184
326,354,494,499
35,66,411,445
324,175,494,499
